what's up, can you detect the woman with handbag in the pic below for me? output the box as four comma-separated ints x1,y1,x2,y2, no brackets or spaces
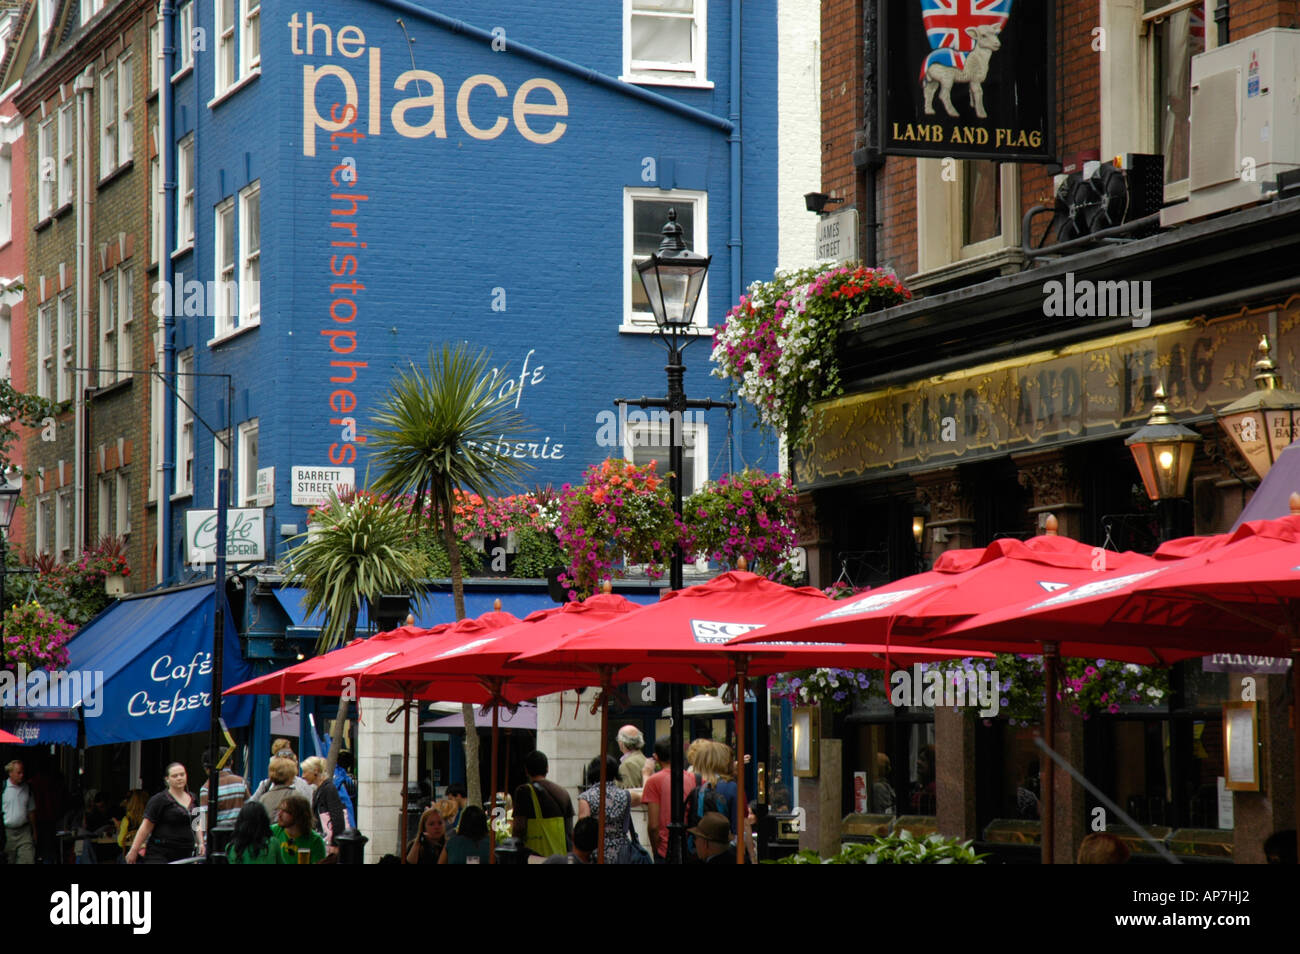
576,756,644,864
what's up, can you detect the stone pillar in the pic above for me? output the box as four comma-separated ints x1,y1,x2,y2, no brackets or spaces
934,706,977,840
1232,673,1296,863
914,469,976,557
535,688,652,846
798,736,843,857
1050,707,1088,864
1013,450,1085,541
794,491,834,588
357,699,418,863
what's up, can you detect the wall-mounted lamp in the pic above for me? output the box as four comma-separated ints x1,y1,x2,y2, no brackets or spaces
804,192,847,214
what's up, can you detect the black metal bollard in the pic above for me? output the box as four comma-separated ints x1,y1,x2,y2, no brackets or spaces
335,828,369,864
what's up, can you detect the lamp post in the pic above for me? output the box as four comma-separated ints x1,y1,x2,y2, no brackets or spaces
1215,335,1300,480
0,473,22,676
629,208,712,864
1126,383,1201,542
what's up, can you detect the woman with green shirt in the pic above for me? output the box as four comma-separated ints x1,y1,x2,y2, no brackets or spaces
438,805,491,864
227,802,282,864
270,795,327,864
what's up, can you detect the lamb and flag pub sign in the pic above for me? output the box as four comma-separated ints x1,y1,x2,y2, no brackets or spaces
881,0,1055,162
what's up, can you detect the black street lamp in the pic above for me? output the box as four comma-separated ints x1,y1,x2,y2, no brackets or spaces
0,472,21,675
629,209,712,864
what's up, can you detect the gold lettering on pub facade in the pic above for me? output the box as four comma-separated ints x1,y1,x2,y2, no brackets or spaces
890,123,1042,149
795,303,1300,486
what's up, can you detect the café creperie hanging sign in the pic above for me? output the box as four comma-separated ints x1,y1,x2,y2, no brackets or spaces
185,509,266,565
880,1,1055,162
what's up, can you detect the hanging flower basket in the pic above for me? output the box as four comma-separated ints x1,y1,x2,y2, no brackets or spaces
1,601,75,672
711,262,913,450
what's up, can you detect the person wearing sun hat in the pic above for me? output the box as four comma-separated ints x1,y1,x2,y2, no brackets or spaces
688,812,735,865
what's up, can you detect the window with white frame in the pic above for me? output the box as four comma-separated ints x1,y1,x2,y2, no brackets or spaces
81,0,105,27
118,267,133,378
149,20,161,93
239,181,260,325
99,61,117,179
97,268,133,385
38,0,55,49
623,416,707,493
0,146,10,246
57,489,74,562
99,272,118,387
36,495,54,556
214,428,231,506
117,53,134,166
177,134,195,249
175,349,194,494
58,290,75,401
117,471,130,535
0,307,8,380
624,189,708,330
238,419,259,506
214,198,236,336
915,159,1020,275
37,117,54,219
216,0,236,94
1144,0,1207,195
37,302,54,399
58,103,74,207
177,2,195,75
623,0,708,86
242,0,261,74
97,475,114,539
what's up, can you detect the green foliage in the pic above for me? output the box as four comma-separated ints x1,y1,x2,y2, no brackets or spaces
771,831,988,864
417,533,483,579
510,527,563,579
283,490,430,653
0,373,62,474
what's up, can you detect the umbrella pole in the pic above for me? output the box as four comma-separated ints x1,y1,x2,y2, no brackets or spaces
1042,642,1058,865
1292,625,1300,864
490,701,500,865
598,672,610,865
400,689,411,864
736,659,748,865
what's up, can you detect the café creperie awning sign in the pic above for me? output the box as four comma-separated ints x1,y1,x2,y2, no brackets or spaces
185,509,266,565
880,1,1056,162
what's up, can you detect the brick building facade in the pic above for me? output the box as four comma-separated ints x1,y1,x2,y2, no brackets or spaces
806,0,1300,862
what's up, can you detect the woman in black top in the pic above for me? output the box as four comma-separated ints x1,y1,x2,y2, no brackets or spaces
126,763,199,864
301,756,347,855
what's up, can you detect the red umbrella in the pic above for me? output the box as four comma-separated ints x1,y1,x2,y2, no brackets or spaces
0,728,22,744
520,571,992,864
940,513,1300,856
367,592,644,863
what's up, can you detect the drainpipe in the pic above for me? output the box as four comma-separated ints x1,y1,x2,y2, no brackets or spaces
727,0,742,476
857,0,884,266
160,0,176,584
74,66,94,555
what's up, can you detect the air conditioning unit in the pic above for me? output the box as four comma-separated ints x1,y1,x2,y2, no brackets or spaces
1162,28,1300,226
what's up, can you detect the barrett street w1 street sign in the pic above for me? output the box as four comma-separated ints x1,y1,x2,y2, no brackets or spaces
185,508,266,565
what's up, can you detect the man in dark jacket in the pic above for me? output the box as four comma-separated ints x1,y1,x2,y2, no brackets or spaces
689,813,735,864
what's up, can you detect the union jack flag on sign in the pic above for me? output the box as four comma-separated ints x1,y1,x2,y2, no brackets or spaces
920,0,1013,52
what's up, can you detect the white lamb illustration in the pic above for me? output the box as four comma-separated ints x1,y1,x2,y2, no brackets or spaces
922,24,1003,120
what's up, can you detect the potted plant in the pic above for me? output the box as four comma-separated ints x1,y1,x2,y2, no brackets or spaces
1,601,75,672
679,469,801,580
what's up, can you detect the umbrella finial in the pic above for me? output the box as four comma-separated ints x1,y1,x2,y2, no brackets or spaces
493,598,502,612
1290,491,1300,515
601,580,613,594
1043,513,1059,536
735,554,749,572
405,613,415,626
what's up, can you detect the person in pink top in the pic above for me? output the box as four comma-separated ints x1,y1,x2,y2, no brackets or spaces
641,738,696,863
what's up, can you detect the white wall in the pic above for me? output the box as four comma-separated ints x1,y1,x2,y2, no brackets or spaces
778,0,823,272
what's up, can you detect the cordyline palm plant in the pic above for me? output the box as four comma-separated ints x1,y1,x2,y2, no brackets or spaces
284,488,430,776
369,343,534,807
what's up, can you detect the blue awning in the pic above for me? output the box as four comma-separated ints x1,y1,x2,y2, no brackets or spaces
1,713,80,746
65,583,255,746
273,587,567,630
